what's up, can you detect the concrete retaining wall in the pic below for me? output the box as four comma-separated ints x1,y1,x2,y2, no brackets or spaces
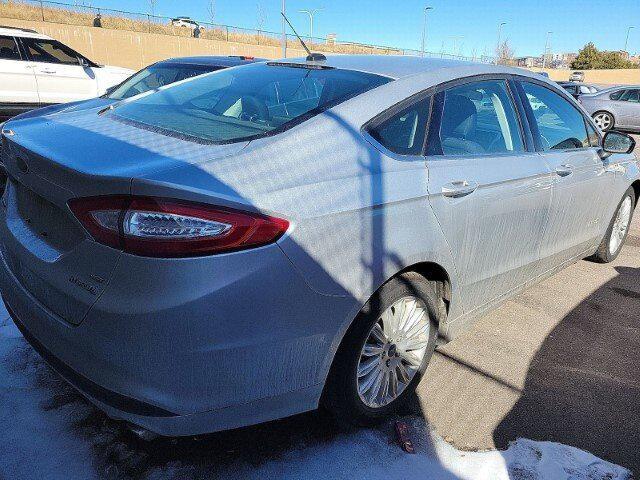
2,17,639,85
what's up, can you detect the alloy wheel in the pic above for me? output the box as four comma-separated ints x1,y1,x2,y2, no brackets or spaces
609,196,632,255
593,112,613,131
356,296,431,408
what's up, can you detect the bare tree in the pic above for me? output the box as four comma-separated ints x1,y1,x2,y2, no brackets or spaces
495,39,515,65
148,0,156,17
256,2,267,33
207,0,216,25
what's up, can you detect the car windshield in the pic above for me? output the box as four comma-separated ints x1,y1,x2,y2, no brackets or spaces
107,63,222,100
111,62,391,143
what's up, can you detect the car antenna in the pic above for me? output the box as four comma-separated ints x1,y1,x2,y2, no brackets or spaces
280,12,327,63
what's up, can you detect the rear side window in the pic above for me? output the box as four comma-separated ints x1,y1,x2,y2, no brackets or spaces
521,82,589,150
610,90,625,100
367,96,431,155
0,35,21,61
432,80,524,156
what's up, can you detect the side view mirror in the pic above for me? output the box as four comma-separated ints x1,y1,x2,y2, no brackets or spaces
601,131,636,155
78,57,89,67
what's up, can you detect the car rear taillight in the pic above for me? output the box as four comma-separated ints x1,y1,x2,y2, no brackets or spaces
68,196,289,257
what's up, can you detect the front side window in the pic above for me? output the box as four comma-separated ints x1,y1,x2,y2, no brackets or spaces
108,63,222,100
521,82,589,150
23,38,82,65
367,96,431,155
434,80,524,156
0,36,21,61
112,63,391,143
586,121,599,147
620,89,640,103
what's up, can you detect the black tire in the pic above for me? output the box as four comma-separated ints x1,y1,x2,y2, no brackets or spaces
321,272,440,426
592,111,615,132
590,186,635,263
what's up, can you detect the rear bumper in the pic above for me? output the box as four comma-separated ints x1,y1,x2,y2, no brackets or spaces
0,242,355,436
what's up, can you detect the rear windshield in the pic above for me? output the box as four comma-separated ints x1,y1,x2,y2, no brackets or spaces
111,62,391,143
107,63,222,100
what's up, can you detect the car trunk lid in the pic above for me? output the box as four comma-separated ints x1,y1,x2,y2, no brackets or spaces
0,109,247,325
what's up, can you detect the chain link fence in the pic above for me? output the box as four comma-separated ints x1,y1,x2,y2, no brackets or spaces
0,0,496,62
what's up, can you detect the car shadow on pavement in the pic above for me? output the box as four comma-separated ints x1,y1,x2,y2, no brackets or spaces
493,264,640,474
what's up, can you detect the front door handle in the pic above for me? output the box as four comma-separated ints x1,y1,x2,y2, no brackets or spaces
555,164,574,177
40,68,57,74
442,180,479,198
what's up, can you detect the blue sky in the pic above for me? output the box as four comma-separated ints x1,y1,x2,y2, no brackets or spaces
93,0,639,57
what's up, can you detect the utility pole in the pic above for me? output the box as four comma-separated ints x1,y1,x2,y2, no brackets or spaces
542,31,552,69
421,6,433,57
299,8,322,40
281,0,287,58
625,26,635,52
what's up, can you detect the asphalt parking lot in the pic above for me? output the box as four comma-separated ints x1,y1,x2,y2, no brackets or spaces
420,133,640,473
0,136,638,478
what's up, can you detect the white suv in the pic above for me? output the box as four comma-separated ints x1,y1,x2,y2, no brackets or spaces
0,26,133,120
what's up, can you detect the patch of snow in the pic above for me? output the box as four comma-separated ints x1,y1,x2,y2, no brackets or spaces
0,311,633,480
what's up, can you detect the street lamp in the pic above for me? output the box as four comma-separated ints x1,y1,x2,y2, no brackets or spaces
497,21,506,48
421,6,433,57
625,26,635,52
299,8,323,40
542,31,552,69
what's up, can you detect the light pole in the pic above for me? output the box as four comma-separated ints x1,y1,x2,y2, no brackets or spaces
542,31,552,69
421,6,433,57
299,8,322,40
497,21,506,49
281,0,287,58
625,26,635,52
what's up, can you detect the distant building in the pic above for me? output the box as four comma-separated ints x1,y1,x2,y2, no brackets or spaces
516,56,539,68
516,52,577,69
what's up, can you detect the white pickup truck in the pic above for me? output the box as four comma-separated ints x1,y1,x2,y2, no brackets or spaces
0,26,133,120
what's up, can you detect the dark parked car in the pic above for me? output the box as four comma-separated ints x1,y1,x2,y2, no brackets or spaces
557,81,599,99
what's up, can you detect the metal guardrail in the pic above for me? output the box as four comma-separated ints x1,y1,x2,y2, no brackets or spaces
0,0,497,63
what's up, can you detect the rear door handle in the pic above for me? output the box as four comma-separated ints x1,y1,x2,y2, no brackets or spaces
40,68,57,74
442,180,479,198
555,164,574,177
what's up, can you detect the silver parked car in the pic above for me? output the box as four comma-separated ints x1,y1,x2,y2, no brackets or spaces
0,56,638,437
580,86,640,132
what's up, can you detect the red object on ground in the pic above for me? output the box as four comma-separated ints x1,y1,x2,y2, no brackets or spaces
394,421,416,454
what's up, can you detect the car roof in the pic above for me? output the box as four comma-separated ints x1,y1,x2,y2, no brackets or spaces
0,25,50,39
273,54,532,80
155,55,266,68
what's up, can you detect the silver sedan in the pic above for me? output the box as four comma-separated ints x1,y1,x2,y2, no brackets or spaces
0,56,638,437
580,85,640,132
